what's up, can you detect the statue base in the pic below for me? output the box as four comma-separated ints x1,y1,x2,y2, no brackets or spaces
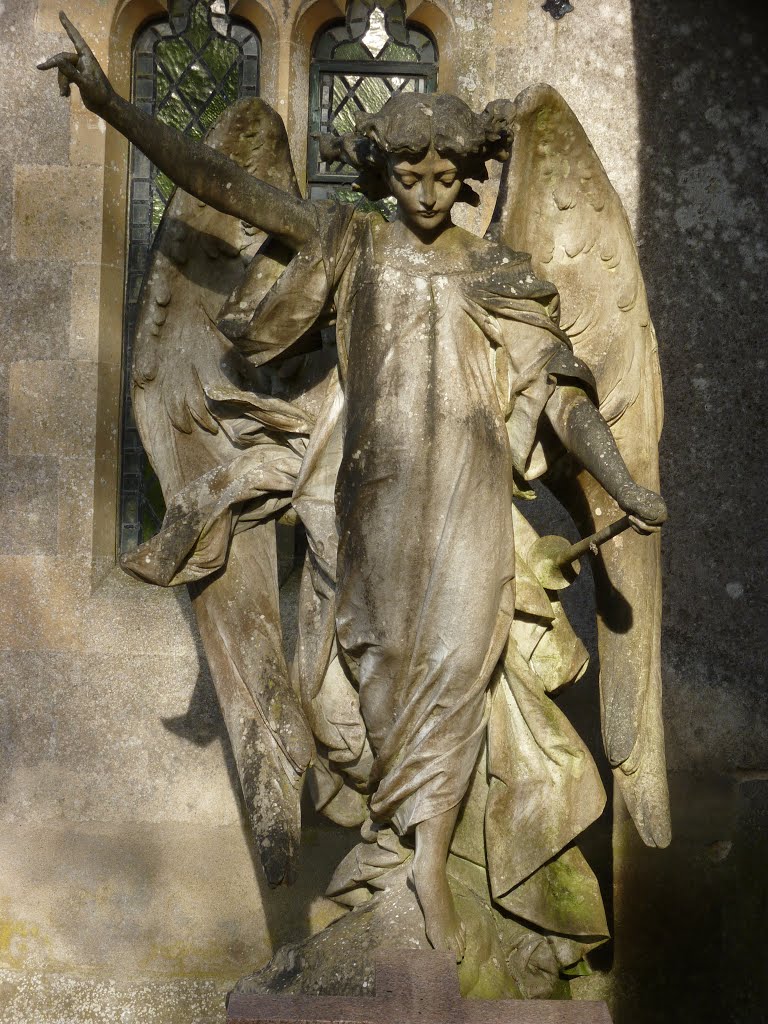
227,951,613,1023
231,849,605,1002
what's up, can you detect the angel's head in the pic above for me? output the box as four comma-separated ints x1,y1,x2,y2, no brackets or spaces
319,93,514,232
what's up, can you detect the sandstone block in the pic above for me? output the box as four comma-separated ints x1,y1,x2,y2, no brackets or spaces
0,556,83,651
12,166,102,262
0,455,59,556
8,360,97,458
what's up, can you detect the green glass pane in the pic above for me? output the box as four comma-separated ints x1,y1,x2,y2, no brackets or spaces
201,37,239,82
156,37,195,82
331,73,353,101
387,76,418,94
326,71,409,143
151,197,164,231
152,173,174,230
330,91,358,135
201,91,228,131
155,74,170,101
155,171,175,202
157,92,195,133
354,75,392,112
177,71,214,113
379,40,419,62
184,1,211,51
221,65,239,104
332,40,371,60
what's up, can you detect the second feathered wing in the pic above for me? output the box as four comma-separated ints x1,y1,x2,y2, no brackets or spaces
487,83,670,847
123,99,318,884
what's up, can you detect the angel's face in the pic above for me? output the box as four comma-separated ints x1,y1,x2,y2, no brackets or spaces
388,148,462,234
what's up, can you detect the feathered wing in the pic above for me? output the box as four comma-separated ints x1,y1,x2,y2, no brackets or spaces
126,99,315,884
488,83,670,847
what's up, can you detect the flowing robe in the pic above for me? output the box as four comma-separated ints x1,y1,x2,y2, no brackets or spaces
123,205,608,948
333,218,569,833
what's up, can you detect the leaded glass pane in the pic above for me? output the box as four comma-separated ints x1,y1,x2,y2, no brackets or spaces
308,0,437,204
120,0,260,555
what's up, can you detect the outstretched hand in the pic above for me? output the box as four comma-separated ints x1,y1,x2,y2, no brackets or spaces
37,11,113,113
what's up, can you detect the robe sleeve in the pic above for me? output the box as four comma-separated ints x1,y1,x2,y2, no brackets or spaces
216,202,360,366
502,321,598,481
465,254,595,480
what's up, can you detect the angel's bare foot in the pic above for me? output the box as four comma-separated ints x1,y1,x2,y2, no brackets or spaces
412,807,465,962
411,849,466,961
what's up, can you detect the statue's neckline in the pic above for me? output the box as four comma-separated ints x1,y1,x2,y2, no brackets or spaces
367,220,528,279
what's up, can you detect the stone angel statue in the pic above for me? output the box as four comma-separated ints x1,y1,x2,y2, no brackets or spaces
41,12,668,994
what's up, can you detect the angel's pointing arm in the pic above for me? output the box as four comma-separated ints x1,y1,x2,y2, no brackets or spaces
38,12,317,251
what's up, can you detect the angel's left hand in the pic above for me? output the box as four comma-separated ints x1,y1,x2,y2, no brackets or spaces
617,482,668,534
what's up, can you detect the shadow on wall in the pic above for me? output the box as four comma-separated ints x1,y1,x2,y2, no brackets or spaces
613,2,768,1022
169,585,357,960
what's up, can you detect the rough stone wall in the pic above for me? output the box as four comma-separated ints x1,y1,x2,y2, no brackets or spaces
0,1,765,1023
610,2,768,1021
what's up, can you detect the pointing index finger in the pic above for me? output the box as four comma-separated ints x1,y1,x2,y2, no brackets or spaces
59,11,90,55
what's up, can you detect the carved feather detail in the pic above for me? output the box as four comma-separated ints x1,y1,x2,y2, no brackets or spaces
128,99,313,884
489,84,670,847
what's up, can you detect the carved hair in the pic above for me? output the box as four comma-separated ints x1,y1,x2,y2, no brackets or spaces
318,92,515,205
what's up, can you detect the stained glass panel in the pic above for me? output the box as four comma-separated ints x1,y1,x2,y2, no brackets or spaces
120,0,260,555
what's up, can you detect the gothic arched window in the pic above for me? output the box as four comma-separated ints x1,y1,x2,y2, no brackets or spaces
308,0,438,202
120,0,260,554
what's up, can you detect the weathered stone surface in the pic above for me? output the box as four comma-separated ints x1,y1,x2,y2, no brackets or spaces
35,0,111,50
0,260,71,362
0,161,13,265
0,649,236,825
498,2,639,222
0,363,9,453
69,98,108,167
56,455,95,557
8,360,97,458
0,818,350,982
0,968,228,1024
79,573,200,659
12,166,102,262
0,455,59,555
0,822,271,978
0,0,70,169
69,263,101,361
0,556,84,651
629,0,768,778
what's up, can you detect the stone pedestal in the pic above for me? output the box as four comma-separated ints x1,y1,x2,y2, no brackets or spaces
226,951,613,1023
